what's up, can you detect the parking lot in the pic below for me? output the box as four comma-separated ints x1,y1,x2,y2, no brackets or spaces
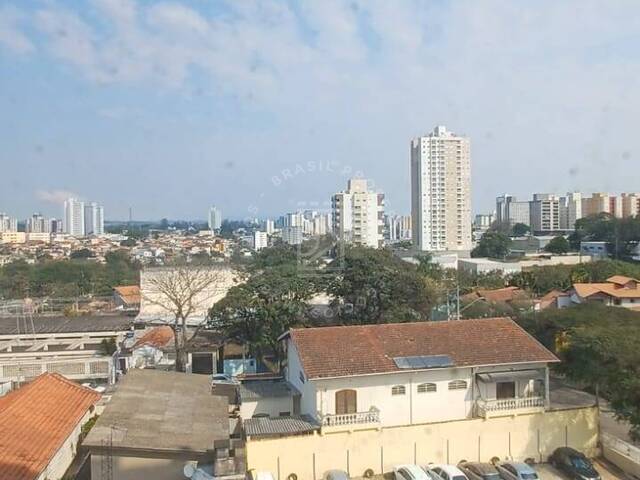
355,460,629,480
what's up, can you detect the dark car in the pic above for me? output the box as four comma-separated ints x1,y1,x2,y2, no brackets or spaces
458,463,502,480
549,447,600,480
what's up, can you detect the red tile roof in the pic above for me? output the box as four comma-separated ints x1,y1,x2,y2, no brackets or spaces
0,373,100,480
288,317,558,379
133,325,175,349
113,285,141,304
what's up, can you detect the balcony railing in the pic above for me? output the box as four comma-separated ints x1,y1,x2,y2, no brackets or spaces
0,357,112,383
321,407,380,427
476,396,545,418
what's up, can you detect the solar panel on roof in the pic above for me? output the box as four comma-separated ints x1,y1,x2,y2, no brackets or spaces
393,354,454,370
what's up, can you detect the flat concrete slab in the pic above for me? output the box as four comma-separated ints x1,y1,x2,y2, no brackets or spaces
84,369,229,455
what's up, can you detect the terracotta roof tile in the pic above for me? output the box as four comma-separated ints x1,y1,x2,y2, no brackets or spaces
0,373,100,480
113,285,141,304
289,317,558,379
133,326,174,349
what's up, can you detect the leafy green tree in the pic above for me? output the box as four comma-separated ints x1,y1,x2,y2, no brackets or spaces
471,232,511,259
517,304,640,440
328,247,435,324
210,264,317,367
511,223,530,236
544,236,570,254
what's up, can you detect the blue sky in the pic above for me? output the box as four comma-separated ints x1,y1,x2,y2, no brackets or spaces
1,0,640,221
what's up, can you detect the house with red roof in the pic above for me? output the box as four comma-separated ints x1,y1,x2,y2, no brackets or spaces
0,373,100,480
281,317,559,430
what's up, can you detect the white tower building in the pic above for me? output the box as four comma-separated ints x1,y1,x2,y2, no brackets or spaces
332,178,385,248
411,126,472,251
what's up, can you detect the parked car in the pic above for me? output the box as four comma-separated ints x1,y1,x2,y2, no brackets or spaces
549,447,600,480
496,463,539,480
458,462,502,480
323,470,350,480
395,465,432,480
425,464,469,480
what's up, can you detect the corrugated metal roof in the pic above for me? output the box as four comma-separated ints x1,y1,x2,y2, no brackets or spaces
243,415,319,438
238,379,300,401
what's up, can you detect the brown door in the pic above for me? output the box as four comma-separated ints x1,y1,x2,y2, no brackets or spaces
496,381,516,399
335,389,357,414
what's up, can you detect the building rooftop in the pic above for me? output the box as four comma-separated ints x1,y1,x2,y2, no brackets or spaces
0,314,134,335
83,369,229,456
113,285,141,304
287,317,559,380
243,415,320,438
238,379,300,402
0,373,100,480
133,325,174,349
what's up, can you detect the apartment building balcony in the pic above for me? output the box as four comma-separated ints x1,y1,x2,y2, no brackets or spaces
320,407,380,431
475,396,546,419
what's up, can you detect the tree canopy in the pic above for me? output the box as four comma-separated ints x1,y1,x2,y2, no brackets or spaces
544,236,570,254
471,231,511,258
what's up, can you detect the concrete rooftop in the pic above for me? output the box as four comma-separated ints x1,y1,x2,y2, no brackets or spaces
84,369,229,456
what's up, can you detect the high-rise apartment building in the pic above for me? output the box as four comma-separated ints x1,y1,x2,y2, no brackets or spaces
332,178,385,248
559,192,582,230
84,202,104,236
264,219,275,235
63,198,85,236
620,193,640,218
0,213,17,232
49,218,63,234
411,126,471,251
208,206,222,231
495,195,531,227
282,226,303,245
26,213,49,233
386,215,412,244
582,193,622,218
529,194,561,232
253,231,268,251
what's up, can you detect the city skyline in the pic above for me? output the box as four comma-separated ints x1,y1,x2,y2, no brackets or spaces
2,1,640,219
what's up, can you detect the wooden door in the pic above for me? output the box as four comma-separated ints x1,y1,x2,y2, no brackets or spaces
335,389,357,414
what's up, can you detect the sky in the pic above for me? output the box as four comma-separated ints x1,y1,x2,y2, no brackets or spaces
1,0,640,221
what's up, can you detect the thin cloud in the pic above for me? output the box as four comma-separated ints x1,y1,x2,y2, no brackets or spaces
36,190,81,205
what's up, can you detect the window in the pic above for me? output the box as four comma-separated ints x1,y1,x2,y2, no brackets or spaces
417,382,437,393
496,381,516,399
448,380,467,390
299,371,305,384
391,385,406,395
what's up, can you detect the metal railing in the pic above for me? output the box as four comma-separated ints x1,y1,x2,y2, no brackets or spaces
321,407,380,427
1,357,111,383
476,396,545,417
602,432,640,464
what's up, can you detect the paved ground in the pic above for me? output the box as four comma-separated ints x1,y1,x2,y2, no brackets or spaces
356,461,628,480
536,459,629,480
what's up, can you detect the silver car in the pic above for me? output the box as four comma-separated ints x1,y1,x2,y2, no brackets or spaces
496,463,539,480
324,470,350,480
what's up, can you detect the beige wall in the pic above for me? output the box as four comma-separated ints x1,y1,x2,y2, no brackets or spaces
246,407,598,480
91,454,189,480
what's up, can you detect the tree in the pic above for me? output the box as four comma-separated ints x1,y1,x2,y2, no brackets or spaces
544,236,570,255
70,248,94,260
517,304,640,441
328,247,435,324
511,223,530,237
210,264,317,368
471,232,511,259
141,265,230,372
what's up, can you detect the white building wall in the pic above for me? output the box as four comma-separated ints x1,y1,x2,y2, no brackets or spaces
240,396,295,419
286,341,318,417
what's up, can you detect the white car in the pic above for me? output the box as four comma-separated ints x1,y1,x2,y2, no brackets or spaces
495,463,538,480
425,464,469,480
395,464,432,480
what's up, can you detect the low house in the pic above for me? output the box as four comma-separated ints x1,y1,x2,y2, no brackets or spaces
84,369,238,480
243,318,599,479
130,326,175,368
113,285,141,310
283,317,558,428
238,378,301,419
0,372,100,480
569,275,640,309
0,314,132,386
